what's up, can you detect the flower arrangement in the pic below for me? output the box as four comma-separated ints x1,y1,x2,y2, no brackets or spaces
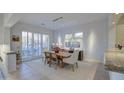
54,47,60,53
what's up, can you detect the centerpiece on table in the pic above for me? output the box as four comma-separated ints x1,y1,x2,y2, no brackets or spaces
54,47,60,53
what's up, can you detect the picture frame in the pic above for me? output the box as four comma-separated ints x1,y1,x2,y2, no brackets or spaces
12,35,20,42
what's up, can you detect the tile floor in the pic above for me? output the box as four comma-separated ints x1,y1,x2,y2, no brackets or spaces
8,59,109,80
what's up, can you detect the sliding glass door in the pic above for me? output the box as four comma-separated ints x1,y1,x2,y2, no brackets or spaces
22,31,28,58
38,34,42,55
33,33,42,56
43,34,49,50
34,33,39,56
28,32,33,56
22,31,33,60
22,31,49,61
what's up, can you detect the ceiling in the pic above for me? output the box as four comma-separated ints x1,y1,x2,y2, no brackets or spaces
19,13,109,30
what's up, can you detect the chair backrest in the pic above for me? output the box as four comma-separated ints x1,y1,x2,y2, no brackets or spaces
51,53,57,59
71,50,79,61
44,52,50,58
0,57,3,62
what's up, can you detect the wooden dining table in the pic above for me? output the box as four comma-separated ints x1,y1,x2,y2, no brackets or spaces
48,51,71,57
47,51,72,67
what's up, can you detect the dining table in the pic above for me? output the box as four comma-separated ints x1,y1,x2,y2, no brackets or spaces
46,51,71,57
46,51,72,68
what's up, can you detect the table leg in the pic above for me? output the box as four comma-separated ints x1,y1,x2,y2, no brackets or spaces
61,62,64,68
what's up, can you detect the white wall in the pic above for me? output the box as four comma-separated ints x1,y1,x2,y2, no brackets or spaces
108,15,116,48
3,27,10,51
116,24,124,46
0,14,4,45
0,14,11,52
108,26,116,48
53,18,109,62
10,22,53,52
0,14,10,79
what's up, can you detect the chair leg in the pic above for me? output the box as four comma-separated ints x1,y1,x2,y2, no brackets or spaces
76,62,78,68
55,63,57,70
49,61,51,67
45,58,48,65
49,63,51,67
44,58,46,65
72,65,74,72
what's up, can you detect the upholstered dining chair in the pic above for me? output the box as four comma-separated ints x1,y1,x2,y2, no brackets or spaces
0,57,3,62
44,52,51,65
62,50,79,71
49,53,58,69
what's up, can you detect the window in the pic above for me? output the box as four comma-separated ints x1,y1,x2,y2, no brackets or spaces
22,31,49,61
64,32,83,50
65,34,72,40
34,33,39,56
65,34,73,48
43,34,49,50
38,34,41,55
22,31,34,59
33,33,42,56
74,32,83,38
22,32,27,50
74,32,83,49
28,32,33,56
22,32,28,57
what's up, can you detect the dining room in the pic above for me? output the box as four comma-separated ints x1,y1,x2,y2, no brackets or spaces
1,1,124,93
0,13,113,80
5,13,110,80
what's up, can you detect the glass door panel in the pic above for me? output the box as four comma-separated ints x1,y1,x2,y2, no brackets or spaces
22,32,49,61
38,34,41,55
34,33,39,56
33,33,42,56
22,31,28,58
43,34,49,51
28,32,33,56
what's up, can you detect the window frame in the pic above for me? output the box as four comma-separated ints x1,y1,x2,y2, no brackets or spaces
64,32,83,50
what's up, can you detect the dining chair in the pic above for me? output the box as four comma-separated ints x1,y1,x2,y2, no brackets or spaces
49,53,58,69
44,52,51,65
41,52,45,63
62,50,79,71
0,57,3,62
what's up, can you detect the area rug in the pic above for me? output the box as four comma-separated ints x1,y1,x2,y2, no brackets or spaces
25,59,98,80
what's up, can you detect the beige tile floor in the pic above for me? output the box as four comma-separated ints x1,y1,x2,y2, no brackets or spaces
8,59,109,80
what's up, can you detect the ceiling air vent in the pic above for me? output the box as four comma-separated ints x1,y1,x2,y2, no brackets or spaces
41,23,45,26
52,17,63,22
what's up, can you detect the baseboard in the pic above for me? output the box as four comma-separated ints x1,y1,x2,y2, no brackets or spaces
84,58,101,63
22,56,41,62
